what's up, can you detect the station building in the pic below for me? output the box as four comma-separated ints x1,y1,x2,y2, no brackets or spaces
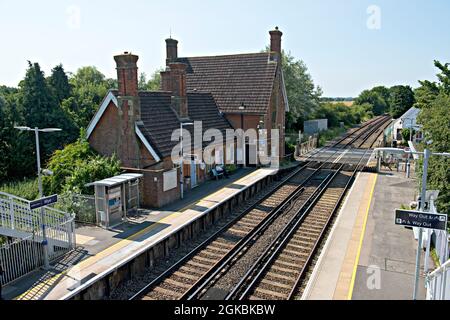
86,28,288,208
390,107,423,144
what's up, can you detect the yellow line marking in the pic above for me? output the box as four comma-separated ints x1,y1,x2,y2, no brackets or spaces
15,170,263,300
347,174,378,300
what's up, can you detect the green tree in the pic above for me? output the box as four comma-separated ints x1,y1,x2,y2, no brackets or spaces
0,86,36,179
43,136,121,195
415,61,450,109
400,128,415,143
138,72,148,90
372,86,391,109
389,85,415,118
0,95,10,179
17,62,77,159
48,64,72,103
137,69,162,91
61,66,110,129
279,51,321,131
147,69,162,91
354,89,388,116
416,61,450,215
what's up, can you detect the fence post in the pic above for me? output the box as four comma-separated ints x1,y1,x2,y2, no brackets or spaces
441,265,447,300
9,196,14,230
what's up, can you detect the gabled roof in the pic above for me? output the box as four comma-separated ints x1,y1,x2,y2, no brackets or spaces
86,90,232,160
137,91,232,158
177,52,280,114
393,107,421,128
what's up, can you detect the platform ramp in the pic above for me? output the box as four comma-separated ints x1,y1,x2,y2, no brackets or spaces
0,192,76,286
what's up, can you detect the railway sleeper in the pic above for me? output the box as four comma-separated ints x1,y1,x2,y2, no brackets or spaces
260,279,293,291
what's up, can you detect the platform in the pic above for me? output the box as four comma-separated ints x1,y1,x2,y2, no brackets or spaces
4,166,284,300
303,171,433,300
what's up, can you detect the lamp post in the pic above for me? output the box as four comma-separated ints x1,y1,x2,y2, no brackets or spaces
15,126,62,270
180,122,193,200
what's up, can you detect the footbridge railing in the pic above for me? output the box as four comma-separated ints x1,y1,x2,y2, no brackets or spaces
426,259,450,300
0,192,76,286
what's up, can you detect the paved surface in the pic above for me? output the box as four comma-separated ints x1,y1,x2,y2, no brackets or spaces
5,167,289,300
351,171,430,300
303,171,432,300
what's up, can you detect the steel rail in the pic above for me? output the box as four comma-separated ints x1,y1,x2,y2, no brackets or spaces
129,116,390,300
286,147,376,300
184,167,339,300
225,164,344,300
228,120,388,300
129,161,315,300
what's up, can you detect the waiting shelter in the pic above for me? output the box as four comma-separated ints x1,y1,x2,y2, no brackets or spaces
87,173,143,229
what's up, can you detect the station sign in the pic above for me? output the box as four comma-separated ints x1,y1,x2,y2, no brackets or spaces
395,209,447,231
29,194,58,210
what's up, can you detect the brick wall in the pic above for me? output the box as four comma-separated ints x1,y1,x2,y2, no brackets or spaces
89,101,120,157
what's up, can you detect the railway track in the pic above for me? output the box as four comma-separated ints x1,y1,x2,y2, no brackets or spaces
129,116,391,301
228,163,364,300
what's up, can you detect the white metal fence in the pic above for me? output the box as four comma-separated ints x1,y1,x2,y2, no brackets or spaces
0,191,76,286
0,236,44,286
57,193,96,224
426,259,450,300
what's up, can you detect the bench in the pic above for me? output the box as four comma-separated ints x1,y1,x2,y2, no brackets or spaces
211,168,224,180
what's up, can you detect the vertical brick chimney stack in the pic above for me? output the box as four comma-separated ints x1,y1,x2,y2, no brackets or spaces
114,52,139,97
166,38,178,65
161,62,189,120
114,52,141,168
269,26,283,55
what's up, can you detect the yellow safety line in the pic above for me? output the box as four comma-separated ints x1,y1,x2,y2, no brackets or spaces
347,174,378,300
15,170,261,300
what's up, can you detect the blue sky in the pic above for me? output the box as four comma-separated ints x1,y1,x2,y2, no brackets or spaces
1,0,449,97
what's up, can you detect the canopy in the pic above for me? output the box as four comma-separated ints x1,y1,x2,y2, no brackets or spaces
86,173,143,188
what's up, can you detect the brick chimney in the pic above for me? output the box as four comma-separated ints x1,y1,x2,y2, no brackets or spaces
114,52,141,168
166,38,178,65
160,62,189,120
269,27,283,59
114,52,139,97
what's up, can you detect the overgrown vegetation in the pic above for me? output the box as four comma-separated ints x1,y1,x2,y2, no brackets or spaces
318,127,346,147
415,61,450,216
0,178,39,200
43,137,121,195
0,63,118,182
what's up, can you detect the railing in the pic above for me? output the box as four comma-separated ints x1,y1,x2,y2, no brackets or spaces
0,191,76,286
57,193,96,225
295,134,318,157
0,236,44,286
426,259,450,300
0,192,75,239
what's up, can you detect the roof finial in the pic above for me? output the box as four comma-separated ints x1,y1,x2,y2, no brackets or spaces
170,27,172,39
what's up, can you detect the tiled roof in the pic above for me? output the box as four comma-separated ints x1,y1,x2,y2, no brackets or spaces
132,91,232,158
177,52,278,114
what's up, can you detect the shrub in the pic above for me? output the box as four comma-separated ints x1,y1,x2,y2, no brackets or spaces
285,142,296,155
43,137,121,195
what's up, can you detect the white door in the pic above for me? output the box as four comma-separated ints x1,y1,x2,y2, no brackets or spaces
190,160,197,187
